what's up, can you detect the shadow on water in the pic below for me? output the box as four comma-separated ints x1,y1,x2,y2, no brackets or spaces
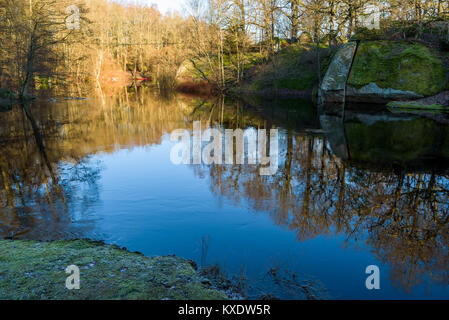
0,89,447,298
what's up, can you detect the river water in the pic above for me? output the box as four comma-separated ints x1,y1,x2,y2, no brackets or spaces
0,88,448,299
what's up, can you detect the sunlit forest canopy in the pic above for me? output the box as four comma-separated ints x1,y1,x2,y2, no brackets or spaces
1,0,448,95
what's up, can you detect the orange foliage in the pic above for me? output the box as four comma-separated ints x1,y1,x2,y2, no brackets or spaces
176,79,215,96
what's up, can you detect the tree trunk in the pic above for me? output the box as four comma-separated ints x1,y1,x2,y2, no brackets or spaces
291,0,299,40
21,36,36,98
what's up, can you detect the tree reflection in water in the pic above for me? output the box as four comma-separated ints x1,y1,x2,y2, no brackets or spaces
0,89,448,294
0,103,101,239
192,99,449,292
0,89,216,239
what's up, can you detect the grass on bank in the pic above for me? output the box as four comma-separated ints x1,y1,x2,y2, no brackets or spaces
234,43,336,97
0,239,229,300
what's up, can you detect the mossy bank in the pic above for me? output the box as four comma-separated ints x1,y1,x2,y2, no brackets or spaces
231,38,449,104
0,239,229,300
232,43,334,99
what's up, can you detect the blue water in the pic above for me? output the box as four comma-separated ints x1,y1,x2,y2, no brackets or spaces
79,143,448,299
1,95,448,299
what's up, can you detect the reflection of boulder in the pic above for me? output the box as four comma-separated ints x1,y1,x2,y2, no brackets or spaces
321,111,449,170
346,117,437,163
319,114,348,160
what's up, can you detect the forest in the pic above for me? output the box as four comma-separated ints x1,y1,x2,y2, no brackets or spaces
0,0,448,99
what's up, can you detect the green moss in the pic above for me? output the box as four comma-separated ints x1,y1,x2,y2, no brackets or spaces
348,41,448,96
237,43,334,97
387,101,447,110
275,74,317,91
0,239,229,300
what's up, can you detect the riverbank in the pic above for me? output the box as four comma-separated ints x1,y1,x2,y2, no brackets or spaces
228,43,334,99
229,22,449,105
0,239,231,300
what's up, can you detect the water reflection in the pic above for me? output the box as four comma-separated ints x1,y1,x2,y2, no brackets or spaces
194,103,449,292
0,102,101,239
0,89,448,297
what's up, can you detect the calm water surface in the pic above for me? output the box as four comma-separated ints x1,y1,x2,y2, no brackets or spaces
1,89,448,299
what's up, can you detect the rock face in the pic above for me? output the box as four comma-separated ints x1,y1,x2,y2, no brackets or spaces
320,40,449,105
346,82,423,102
320,42,358,103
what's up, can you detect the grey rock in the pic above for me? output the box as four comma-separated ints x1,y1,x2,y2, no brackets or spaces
320,42,358,103
346,83,423,103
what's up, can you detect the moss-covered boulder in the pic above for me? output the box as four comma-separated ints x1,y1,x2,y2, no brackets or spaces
0,239,229,300
321,40,449,105
346,41,448,103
